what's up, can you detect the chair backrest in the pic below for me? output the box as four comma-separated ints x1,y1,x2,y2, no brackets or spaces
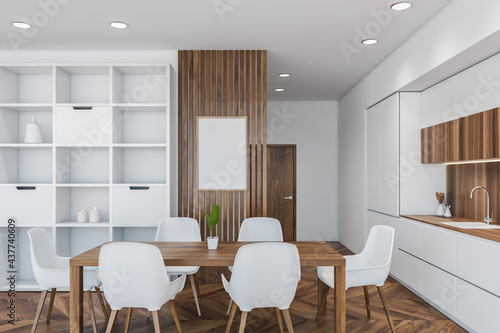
155,217,201,241
360,225,395,269
238,217,284,241
27,228,65,271
98,242,173,310
228,243,300,311
0,234,6,287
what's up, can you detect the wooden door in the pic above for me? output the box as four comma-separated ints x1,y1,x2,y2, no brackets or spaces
266,145,296,241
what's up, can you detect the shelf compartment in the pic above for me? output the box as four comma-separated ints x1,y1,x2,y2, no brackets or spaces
56,147,109,184
0,106,53,144
55,227,109,257
56,66,110,104
0,147,52,184
55,187,109,224
113,147,166,183
54,106,112,146
112,66,167,104
113,106,166,144
0,186,53,226
112,186,166,226
112,227,157,241
0,66,53,103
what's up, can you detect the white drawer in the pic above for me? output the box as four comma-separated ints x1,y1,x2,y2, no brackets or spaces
0,186,53,226
422,262,456,317
397,249,422,293
457,279,500,333
422,225,456,274
398,218,422,257
112,186,166,226
54,106,111,146
457,235,500,297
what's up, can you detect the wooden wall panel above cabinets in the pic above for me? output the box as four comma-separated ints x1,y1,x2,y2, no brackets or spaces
421,107,500,164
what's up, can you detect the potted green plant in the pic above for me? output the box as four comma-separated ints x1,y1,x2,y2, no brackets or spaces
205,204,220,249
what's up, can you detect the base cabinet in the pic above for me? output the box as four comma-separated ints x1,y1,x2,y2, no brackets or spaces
422,262,456,317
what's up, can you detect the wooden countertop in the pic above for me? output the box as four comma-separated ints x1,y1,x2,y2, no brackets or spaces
401,215,500,243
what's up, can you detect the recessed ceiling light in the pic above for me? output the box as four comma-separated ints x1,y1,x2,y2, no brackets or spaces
110,21,128,29
12,21,31,29
275,88,285,92
361,39,378,45
391,1,412,11
278,73,291,78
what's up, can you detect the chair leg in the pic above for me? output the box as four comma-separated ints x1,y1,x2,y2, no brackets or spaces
152,310,161,333
189,274,202,316
363,286,371,318
105,309,119,333
276,308,284,333
282,309,294,333
31,289,48,333
124,308,133,333
95,287,109,320
239,311,248,333
225,301,237,333
193,272,202,300
85,291,98,333
316,279,330,320
169,300,183,333
377,286,396,333
46,288,57,324
226,299,233,315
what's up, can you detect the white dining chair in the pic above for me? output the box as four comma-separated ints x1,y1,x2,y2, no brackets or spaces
223,242,301,333
155,217,202,316
99,242,186,333
226,217,284,314
316,225,396,332
27,228,107,333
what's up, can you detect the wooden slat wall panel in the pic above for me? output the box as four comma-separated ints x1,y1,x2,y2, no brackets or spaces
178,50,267,284
447,162,500,226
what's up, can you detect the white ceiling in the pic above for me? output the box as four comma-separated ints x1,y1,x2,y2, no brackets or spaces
0,0,452,100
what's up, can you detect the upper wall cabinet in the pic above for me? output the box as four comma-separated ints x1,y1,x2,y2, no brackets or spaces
366,93,399,217
421,107,500,163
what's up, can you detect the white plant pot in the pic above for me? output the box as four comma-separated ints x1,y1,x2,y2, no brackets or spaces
207,237,219,250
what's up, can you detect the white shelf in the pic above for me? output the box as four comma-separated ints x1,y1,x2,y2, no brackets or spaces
56,222,110,227
113,147,166,184
0,106,53,144
0,147,52,184
56,147,110,184
0,144,53,148
112,66,167,104
113,106,167,144
56,187,110,224
56,66,110,104
113,143,167,148
0,66,53,104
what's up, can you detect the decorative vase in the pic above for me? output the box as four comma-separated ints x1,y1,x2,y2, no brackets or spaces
24,116,43,143
436,204,445,217
207,237,219,250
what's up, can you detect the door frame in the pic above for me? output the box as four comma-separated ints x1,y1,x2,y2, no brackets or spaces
267,144,297,241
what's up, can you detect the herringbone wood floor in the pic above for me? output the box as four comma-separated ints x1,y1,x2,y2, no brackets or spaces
0,243,467,332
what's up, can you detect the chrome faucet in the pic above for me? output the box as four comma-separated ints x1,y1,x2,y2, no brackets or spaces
470,186,494,225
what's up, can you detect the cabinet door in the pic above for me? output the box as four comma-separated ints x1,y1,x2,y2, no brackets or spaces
397,249,422,293
366,93,399,217
422,225,456,274
398,218,422,257
456,279,500,333
0,186,53,226
422,262,456,317
112,186,167,226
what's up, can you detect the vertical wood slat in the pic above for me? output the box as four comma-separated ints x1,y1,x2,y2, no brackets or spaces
179,50,267,283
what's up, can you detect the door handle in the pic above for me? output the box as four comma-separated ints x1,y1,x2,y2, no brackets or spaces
284,196,293,200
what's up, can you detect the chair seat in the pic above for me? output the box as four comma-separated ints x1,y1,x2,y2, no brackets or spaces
166,266,199,275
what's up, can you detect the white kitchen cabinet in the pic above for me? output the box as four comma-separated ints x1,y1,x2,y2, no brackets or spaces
398,218,422,257
366,93,399,217
456,279,500,333
0,63,173,291
396,249,422,293
422,262,456,316
422,224,456,274
457,235,500,297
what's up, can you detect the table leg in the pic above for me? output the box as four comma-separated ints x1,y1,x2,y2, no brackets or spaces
334,265,346,333
70,265,84,333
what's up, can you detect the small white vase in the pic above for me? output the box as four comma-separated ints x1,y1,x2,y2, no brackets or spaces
24,116,43,143
436,204,445,217
207,237,219,250
444,205,452,218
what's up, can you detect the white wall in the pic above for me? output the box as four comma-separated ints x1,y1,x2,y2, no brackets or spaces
267,101,338,241
339,0,500,252
422,52,500,127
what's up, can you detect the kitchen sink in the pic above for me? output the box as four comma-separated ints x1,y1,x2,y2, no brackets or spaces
439,222,500,229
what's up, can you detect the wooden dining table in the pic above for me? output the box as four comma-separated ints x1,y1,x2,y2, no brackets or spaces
69,241,346,332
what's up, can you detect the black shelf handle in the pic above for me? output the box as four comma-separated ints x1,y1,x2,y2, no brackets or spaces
129,186,150,191
16,186,36,190
72,106,93,111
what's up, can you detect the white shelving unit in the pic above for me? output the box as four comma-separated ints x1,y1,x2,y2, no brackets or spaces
0,63,172,291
